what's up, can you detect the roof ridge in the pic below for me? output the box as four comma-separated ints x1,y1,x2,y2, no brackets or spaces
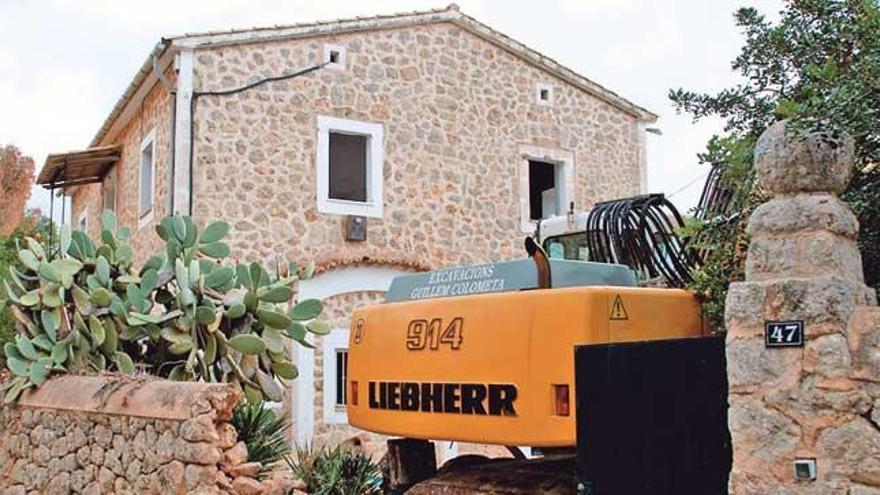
167,4,460,41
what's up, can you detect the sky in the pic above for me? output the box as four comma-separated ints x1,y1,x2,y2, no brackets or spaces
1,0,782,225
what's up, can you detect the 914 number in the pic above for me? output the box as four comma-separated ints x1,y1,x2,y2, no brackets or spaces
406,317,463,351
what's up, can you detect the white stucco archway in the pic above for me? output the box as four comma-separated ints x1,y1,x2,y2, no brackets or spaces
291,265,413,447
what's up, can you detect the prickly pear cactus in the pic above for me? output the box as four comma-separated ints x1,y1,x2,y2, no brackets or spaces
0,210,325,404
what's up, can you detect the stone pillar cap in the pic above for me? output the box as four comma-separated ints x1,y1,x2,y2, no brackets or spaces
754,119,855,195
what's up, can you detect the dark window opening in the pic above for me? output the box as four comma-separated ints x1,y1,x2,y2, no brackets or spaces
540,88,550,101
328,132,367,202
335,349,349,406
529,160,558,221
329,50,341,64
103,167,117,213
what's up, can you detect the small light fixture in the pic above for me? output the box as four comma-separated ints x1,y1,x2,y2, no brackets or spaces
794,458,816,481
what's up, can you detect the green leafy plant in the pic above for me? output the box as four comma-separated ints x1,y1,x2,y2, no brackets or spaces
670,0,880,326
232,401,291,474
286,445,383,495
0,210,327,403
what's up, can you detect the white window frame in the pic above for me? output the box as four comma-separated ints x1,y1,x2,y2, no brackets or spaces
322,328,350,425
536,83,554,106
316,116,384,218
323,44,346,70
518,145,575,233
138,129,157,229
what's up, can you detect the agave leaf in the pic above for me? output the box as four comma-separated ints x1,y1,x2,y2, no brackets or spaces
188,259,200,288
7,356,31,376
261,327,285,354
183,216,198,248
51,343,68,364
199,242,230,259
306,319,331,335
257,309,292,329
116,245,134,267
101,209,116,232
249,262,263,289
19,290,39,307
204,333,217,364
17,249,39,272
4,378,31,404
299,261,315,280
227,334,266,355
243,384,262,404
42,284,64,308
287,322,307,341
175,259,189,289
115,352,134,374
169,340,193,355
236,264,252,289
95,256,110,286
26,238,46,260
119,325,141,341
194,306,216,326
258,285,293,303
168,363,186,381
88,316,106,347
90,287,112,307
29,358,52,385
225,302,246,319
32,334,53,351
143,254,166,273
100,318,118,354
255,369,283,401
200,221,230,244
3,280,21,304
140,269,158,293
289,299,323,321
170,216,187,243
101,229,116,250
205,266,234,289
4,343,24,361
271,361,298,380
59,224,72,255
38,262,60,283
16,335,40,360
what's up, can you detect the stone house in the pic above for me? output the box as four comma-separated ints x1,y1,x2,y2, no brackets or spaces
37,5,656,459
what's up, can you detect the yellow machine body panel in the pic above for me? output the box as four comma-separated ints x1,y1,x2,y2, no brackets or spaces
346,286,704,447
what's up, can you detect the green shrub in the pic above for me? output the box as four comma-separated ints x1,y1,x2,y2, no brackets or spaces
232,401,291,474
0,209,326,403
286,445,383,495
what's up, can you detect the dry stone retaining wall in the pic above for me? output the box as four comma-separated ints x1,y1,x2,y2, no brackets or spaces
0,375,267,494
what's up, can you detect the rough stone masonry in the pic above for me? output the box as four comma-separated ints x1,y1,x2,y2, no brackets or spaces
0,375,276,494
725,120,880,493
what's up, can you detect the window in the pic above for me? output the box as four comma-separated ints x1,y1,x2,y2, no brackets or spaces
536,83,554,106
335,349,349,407
529,160,561,221
323,44,346,70
138,130,156,226
519,145,574,232
322,328,351,424
316,116,384,218
77,211,88,232
102,167,117,213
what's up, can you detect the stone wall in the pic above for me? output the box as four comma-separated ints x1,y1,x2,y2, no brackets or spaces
71,70,174,268
190,20,643,271
0,375,267,494
725,121,880,493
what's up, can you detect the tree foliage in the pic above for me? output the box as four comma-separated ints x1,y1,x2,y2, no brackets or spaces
671,0,880,327
0,145,36,236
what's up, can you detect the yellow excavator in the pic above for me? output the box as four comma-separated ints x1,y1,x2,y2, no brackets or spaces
345,195,730,494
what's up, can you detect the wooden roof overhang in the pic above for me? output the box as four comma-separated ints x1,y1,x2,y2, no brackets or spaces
36,145,121,189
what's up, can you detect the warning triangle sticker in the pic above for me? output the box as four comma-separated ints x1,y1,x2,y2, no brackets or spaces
610,295,629,321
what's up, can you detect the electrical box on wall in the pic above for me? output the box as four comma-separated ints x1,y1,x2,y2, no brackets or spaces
346,215,367,241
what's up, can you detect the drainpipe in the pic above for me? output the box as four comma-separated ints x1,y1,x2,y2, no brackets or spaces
152,45,176,216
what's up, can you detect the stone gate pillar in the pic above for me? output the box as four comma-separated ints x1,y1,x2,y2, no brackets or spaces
725,120,880,493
